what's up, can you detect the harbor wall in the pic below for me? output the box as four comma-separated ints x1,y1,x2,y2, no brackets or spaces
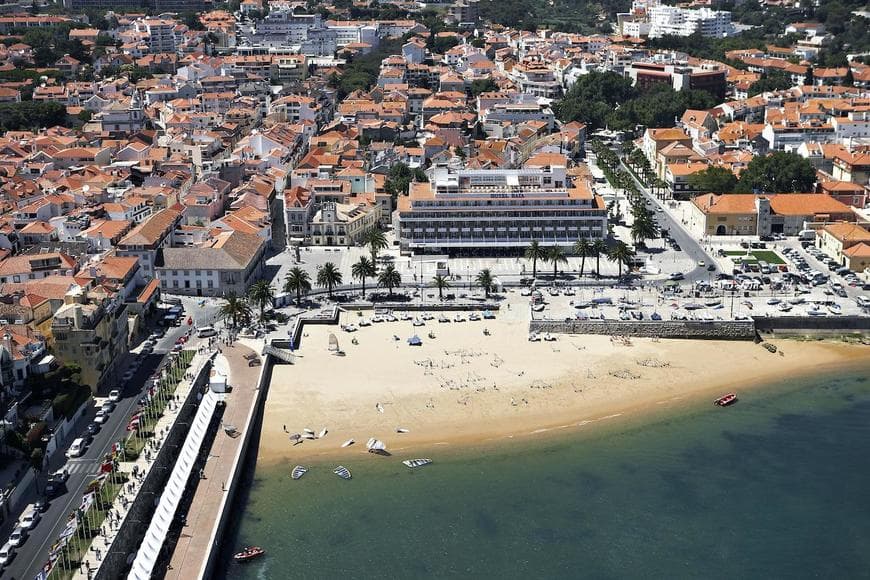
755,315,870,337
197,353,274,580
529,319,757,340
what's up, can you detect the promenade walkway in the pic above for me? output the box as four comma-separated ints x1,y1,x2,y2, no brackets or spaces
164,341,262,579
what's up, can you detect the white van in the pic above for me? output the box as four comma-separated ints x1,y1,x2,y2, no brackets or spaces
66,437,87,458
197,326,217,338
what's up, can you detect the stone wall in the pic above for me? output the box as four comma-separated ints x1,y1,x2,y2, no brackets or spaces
755,315,870,337
529,319,757,340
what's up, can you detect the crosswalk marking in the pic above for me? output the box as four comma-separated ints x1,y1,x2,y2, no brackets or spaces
63,462,97,475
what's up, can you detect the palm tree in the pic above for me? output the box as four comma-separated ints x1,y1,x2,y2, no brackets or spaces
573,238,592,278
351,255,376,299
284,266,311,306
247,279,275,322
362,227,388,265
218,292,252,329
316,262,343,298
546,246,568,280
608,241,635,279
377,264,401,297
431,274,450,300
475,268,494,298
524,240,546,279
631,213,659,247
592,239,608,279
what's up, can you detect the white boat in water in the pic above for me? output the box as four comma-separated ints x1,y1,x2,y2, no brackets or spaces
334,465,351,480
291,465,308,480
341,439,354,448
318,428,328,438
402,458,432,469
366,438,387,453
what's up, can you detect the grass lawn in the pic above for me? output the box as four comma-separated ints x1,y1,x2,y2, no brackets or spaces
723,250,784,264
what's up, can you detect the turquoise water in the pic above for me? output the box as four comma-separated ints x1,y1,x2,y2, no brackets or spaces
222,364,870,579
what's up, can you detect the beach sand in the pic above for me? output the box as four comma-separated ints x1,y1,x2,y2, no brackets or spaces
257,303,867,465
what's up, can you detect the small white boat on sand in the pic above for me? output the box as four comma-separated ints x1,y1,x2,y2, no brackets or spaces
413,318,425,326
334,466,351,480
396,427,409,433
341,439,354,448
291,465,308,480
366,438,388,454
301,433,316,440
318,428,328,438
402,459,432,469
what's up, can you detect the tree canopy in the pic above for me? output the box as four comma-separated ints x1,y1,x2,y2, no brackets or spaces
736,152,817,193
0,101,68,131
554,72,716,131
687,167,738,194
748,71,794,96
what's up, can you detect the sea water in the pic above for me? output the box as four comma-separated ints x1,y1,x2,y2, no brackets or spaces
221,364,870,579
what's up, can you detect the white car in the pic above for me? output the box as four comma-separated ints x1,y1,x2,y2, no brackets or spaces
9,527,26,548
94,410,109,424
0,541,13,567
109,389,121,402
19,506,40,530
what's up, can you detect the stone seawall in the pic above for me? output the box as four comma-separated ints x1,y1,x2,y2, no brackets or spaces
529,319,757,340
755,315,870,337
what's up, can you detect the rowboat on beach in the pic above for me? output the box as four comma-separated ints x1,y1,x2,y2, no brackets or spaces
402,458,432,469
291,465,308,480
341,439,355,447
334,466,352,480
713,393,737,407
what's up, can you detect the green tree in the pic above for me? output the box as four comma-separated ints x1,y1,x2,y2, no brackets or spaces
737,152,817,193
351,255,376,299
608,241,635,279
284,266,312,306
524,240,546,279
687,166,738,194
0,101,68,131
431,274,450,300
546,246,568,280
218,292,252,329
475,268,495,298
554,71,636,130
748,70,794,96
247,280,275,322
362,227,388,264
573,238,592,278
630,213,659,247
470,77,499,96
316,262,343,298
377,264,401,297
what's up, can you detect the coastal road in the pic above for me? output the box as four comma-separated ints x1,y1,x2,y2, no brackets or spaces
619,160,714,284
3,323,193,580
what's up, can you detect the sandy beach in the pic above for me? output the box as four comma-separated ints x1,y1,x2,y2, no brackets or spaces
257,302,867,465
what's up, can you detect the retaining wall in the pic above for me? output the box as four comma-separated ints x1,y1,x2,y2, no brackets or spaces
197,353,273,580
529,319,757,340
754,315,870,336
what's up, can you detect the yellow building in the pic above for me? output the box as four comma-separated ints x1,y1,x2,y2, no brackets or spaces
816,222,870,272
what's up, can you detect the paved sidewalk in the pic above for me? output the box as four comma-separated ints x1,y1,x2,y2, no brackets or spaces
164,342,262,579
71,351,212,580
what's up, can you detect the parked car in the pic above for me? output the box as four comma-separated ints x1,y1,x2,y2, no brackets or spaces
66,437,87,458
0,541,14,567
86,422,100,436
9,527,27,547
101,401,115,413
19,505,40,530
109,389,121,402
94,410,109,424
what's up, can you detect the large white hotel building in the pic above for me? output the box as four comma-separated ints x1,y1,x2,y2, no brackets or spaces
395,161,607,255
